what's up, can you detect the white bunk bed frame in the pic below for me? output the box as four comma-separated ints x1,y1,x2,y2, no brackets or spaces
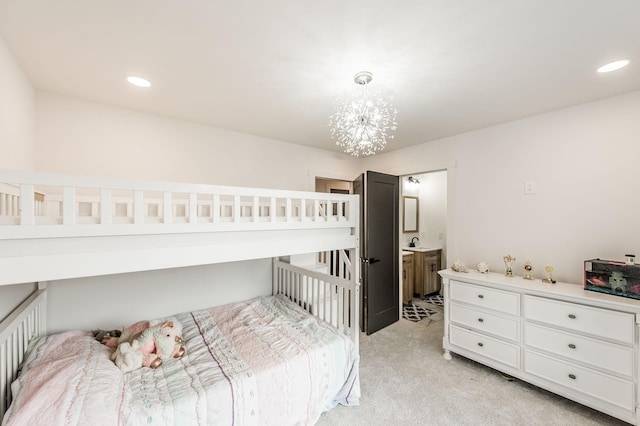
0,169,360,422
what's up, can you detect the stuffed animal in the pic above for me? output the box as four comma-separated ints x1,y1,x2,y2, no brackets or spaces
92,329,122,349
110,319,185,373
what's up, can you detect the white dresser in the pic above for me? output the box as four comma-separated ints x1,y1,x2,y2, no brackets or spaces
440,269,640,424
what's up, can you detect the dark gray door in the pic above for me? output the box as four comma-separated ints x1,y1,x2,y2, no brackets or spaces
354,171,399,335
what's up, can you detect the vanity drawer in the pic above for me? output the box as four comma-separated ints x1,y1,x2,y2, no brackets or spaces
450,325,520,368
524,323,633,377
524,350,634,412
450,281,519,315
524,295,634,344
450,303,519,341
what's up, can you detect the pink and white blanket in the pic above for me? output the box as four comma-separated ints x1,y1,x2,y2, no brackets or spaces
3,295,360,425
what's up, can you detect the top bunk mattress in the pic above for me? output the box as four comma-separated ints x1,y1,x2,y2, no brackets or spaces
3,294,360,426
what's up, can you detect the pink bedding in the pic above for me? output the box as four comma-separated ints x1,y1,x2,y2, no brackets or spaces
3,295,360,425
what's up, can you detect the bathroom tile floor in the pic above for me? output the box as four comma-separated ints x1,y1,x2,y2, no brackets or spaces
402,294,443,323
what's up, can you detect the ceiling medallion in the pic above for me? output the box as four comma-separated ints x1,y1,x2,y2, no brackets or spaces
329,71,398,157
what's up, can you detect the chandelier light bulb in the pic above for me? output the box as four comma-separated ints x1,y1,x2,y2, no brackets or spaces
329,71,397,157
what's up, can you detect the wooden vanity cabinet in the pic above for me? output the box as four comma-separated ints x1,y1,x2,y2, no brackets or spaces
410,249,442,298
402,252,414,304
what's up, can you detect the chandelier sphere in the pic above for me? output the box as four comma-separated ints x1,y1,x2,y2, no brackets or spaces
329,71,397,157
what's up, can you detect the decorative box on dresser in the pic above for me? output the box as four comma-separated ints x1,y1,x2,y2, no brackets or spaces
402,251,415,304
439,269,640,425
405,247,442,298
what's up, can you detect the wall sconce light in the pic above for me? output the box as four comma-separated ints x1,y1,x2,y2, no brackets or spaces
408,176,420,184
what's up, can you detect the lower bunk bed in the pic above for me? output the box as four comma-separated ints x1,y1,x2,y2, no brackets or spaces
0,169,361,425
1,260,360,426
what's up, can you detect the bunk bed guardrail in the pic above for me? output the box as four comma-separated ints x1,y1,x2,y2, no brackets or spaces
0,286,47,423
0,169,358,239
273,258,359,350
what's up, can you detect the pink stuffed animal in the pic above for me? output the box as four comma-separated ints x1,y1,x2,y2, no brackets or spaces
111,319,185,372
136,321,185,368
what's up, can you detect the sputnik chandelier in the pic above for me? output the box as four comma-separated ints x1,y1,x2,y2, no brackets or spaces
329,71,398,157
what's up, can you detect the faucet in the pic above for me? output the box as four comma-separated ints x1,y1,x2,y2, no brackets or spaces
409,237,419,247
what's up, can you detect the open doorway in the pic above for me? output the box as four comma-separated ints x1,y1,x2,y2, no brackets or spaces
400,170,447,317
400,171,447,255
316,173,400,335
315,177,353,194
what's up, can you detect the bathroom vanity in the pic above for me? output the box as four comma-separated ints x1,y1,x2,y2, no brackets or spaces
439,268,640,425
405,247,442,298
402,251,414,304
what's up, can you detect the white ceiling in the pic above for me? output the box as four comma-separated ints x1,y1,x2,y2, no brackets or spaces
1,0,639,154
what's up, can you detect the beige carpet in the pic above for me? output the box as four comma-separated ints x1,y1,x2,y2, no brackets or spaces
316,314,626,426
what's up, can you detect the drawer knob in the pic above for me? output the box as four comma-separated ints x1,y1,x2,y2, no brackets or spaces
568,343,576,349
477,342,484,347
568,314,576,319
568,373,576,380
478,294,484,299
478,318,484,323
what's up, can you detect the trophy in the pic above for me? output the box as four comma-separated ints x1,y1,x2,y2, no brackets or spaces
523,261,533,280
542,265,556,284
503,255,516,277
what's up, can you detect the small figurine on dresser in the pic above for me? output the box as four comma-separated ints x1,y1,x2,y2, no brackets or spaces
476,262,490,273
542,265,556,283
523,261,533,280
451,260,468,272
503,255,516,277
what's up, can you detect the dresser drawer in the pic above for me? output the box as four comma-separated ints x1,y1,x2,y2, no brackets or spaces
524,295,634,344
450,325,520,368
525,350,634,412
451,303,519,341
450,280,519,315
524,323,633,377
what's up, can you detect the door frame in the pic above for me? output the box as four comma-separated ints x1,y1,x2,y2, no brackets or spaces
308,168,359,192
369,161,455,319
382,160,455,266
309,161,456,321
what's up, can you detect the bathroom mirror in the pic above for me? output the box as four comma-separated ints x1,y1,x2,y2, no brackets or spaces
403,196,419,233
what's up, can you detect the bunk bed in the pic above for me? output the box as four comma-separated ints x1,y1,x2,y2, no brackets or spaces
0,169,361,425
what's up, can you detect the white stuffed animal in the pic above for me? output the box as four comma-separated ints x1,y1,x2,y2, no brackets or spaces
113,340,144,373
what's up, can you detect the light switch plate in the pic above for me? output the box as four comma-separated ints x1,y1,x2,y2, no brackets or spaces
524,180,536,194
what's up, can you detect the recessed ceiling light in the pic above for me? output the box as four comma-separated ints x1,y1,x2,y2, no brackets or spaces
597,59,630,73
126,75,151,88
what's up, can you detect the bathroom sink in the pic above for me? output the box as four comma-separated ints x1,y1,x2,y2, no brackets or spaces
406,246,439,252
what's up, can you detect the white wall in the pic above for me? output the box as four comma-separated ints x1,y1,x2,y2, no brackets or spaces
46,259,272,333
365,90,640,285
0,36,35,170
0,36,37,322
417,171,447,249
35,93,360,190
